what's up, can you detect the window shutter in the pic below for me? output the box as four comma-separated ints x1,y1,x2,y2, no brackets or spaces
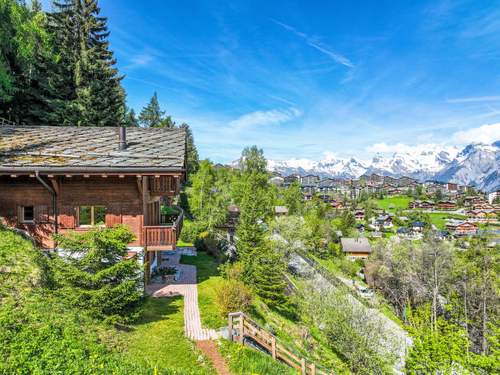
58,206,75,228
105,204,122,228
35,205,49,223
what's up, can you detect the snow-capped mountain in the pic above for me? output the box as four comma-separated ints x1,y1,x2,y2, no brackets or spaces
434,143,499,191
266,142,500,192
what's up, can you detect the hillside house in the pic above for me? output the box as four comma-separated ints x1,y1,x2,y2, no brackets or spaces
0,125,186,279
283,174,299,187
354,209,365,220
437,200,457,211
454,222,478,236
411,221,425,232
341,237,372,259
371,214,393,230
300,175,320,194
274,206,289,216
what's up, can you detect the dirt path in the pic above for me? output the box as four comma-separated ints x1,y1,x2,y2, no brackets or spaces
196,340,232,375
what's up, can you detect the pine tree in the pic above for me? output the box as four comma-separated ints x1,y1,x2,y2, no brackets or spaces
124,107,139,127
48,0,125,126
0,0,56,123
251,245,288,308
51,225,142,323
139,92,164,127
179,122,199,175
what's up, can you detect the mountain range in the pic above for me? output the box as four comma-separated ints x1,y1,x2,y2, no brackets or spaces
266,142,500,192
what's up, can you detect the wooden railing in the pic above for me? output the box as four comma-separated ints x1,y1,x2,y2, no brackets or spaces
0,117,16,126
228,312,332,375
143,210,183,251
143,226,176,250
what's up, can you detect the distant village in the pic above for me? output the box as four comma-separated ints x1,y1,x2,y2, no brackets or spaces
267,172,500,254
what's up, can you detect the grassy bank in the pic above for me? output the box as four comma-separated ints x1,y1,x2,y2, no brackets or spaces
121,296,215,374
218,339,296,375
375,196,412,212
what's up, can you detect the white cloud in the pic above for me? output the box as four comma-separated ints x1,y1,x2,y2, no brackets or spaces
272,19,354,68
446,96,500,103
452,123,500,144
229,107,302,128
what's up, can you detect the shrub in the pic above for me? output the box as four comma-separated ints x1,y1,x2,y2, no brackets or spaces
219,261,245,280
216,279,253,317
179,219,198,243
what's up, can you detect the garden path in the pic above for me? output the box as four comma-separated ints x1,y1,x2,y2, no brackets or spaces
146,248,219,341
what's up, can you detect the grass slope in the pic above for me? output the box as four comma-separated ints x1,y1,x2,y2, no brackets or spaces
375,196,412,212
122,296,215,374
427,212,466,230
219,339,296,375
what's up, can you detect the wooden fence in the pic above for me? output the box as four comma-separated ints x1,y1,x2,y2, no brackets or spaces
228,312,333,375
0,117,16,126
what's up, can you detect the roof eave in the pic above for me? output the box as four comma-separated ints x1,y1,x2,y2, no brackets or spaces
0,166,186,174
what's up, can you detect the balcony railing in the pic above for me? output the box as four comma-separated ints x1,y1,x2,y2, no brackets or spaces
143,210,183,251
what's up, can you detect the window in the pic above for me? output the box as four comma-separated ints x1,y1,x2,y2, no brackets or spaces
78,206,106,227
21,206,34,223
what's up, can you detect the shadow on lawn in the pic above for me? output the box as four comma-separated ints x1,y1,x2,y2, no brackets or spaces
133,296,183,326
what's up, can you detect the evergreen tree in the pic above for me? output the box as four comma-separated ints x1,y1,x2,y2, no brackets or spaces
51,225,142,323
139,92,164,127
0,0,56,123
179,122,199,176
124,107,139,127
251,245,288,309
48,0,125,126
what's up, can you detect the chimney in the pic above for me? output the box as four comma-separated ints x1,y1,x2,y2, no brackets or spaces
118,126,127,150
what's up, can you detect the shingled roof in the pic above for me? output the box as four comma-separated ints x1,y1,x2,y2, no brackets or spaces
0,125,186,173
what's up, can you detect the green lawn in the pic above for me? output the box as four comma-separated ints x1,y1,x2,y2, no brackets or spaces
428,213,466,230
180,252,226,329
121,297,215,375
218,339,296,375
375,196,412,212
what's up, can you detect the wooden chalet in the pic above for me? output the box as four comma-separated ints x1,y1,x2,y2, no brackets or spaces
0,125,186,279
436,200,457,211
454,222,478,236
341,237,372,259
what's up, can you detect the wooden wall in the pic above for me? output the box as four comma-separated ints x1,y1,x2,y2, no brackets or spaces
0,175,144,248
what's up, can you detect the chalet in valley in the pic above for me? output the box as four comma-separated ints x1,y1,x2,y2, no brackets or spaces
341,237,372,259
0,125,186,280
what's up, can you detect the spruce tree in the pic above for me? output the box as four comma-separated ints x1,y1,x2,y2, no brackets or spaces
139,92,164,127
51,225,142,323
124,107,139,127
251,245,288,308
179,122,199,175
48,0,125,126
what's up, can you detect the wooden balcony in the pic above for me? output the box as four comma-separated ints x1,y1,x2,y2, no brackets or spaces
143,211,183,251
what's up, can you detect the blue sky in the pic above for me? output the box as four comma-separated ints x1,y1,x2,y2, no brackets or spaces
44,0,500,162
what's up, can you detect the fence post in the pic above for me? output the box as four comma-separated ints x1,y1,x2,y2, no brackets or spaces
271,336,276,359
301,358,306,375
228,314,233,342
238,313,244,344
